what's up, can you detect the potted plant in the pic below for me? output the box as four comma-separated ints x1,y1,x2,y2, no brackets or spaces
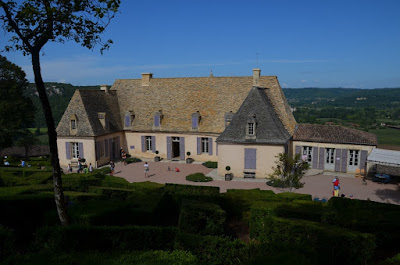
186,151,194,163
225,165,233,181
154,151,161,162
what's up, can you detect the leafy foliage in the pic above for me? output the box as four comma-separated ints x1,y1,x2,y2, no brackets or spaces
0,55,34,149
269,153,310,192
185,173,213,182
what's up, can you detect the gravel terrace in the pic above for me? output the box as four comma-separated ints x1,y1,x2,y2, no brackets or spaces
112,160,400,205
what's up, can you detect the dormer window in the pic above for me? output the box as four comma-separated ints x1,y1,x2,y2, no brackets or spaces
246,114,256,138
70,114,78,135
98,112,109,130
191,111,201,130
154,110,163,129
225,111,234,128
125,111,134,128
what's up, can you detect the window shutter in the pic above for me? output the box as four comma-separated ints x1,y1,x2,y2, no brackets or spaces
216,142,218,156
341,149,348,173
167,137,172,160
117,137,120,157
318,147,324,170
151,136,156,153
335,149,342,172
125,115,130,127
95,142,99,160
79,142,84,158
197,137,201,155
244,148,256,169
312,147,319,169
208,138,213,155
360,150,368,170
66,142,71,160
109,139,113,160
141,136,146,152
191,115,198,129
295,145,301,155
105,140,108,156
180,137,185,160
154,114,160,127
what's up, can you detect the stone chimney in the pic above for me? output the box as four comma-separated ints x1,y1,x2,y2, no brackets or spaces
253,68,261,86
142,73,153,86
100,85,110,93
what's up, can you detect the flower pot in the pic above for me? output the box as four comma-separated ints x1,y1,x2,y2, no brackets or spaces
186,158,194,164
225,173,233,181
154,156,161,162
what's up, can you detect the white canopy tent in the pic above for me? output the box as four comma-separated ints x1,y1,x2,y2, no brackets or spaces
367,148,400,167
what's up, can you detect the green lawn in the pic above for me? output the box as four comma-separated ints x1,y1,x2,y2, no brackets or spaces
369,127,400,145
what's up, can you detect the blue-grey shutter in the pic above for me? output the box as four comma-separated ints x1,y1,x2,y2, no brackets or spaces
216,143,218,156
341,149,348,173
125,115,130,127
141,136,146,152
66,142,71,160
95,142,99,160
209,138,213,155
180,137,185,160
197,137,201,155
335,149,342,172
154,114,160,127
117,137,120,157
360,150,368,170
79,142,84,158
244,148,256,169
167,137,172,160
109,139,112,159
312,147,319,169
192,115,198,129
295,145,301,155
105,140,108,157
151,136,156,153
318,147,325,170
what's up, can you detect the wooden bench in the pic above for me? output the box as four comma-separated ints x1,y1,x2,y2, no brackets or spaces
243,171,256,179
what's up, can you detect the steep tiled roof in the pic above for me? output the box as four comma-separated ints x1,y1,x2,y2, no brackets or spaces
216,87,292,144
112,75,296,134
293,124,377,146
56,90,121,137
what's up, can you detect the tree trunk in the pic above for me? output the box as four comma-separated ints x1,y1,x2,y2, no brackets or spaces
31,50,69,226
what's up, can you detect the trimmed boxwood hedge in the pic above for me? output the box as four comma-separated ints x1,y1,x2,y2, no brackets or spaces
185,173,212,182
174,232,250,265
250,204,376,265
88,186,135,200
202,161,218,168
34,225,178,252
0,225,14,258
164,183,220,196
178,199,226,236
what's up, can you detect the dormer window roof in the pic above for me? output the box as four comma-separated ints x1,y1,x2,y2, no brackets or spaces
98,112,109,130
246,114,257,139
70,114,78,135
125,111,134,129
225,111,235,128
154,110,163,129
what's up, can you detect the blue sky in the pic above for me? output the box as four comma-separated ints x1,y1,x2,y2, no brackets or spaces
2,0,400,88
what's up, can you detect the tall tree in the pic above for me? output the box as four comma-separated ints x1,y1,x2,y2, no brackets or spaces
0,0,120,225
0,55,34,149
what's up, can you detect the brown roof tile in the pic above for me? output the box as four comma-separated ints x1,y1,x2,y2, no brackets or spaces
293,124,377,146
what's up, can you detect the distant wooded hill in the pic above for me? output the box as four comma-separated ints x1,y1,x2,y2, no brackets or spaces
27,83,400,128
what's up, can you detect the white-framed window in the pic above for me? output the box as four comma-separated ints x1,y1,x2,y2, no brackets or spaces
71,142,80,158
325,148,335,164
303,146,312,162
349,150,360,166
247,122,255,135
146,136,152,151
201,137,209,153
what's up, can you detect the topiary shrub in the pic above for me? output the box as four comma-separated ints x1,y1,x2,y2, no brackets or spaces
185,173,212,182
126,157,142,164
202,161,218,168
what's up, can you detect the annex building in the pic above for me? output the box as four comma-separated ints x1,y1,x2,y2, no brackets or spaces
56,69,377,178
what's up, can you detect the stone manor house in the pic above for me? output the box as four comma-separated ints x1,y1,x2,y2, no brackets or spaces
56,69,377,178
